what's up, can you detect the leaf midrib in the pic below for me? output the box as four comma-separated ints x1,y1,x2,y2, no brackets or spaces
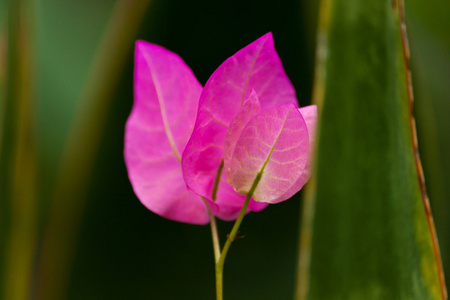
145,53,181,162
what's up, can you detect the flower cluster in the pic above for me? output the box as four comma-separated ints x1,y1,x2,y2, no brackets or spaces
124,33,317,224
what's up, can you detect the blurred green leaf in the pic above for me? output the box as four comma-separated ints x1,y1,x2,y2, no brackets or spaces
406,0,450,288
35,1,153,299
297,0,446,299
0,1,39,299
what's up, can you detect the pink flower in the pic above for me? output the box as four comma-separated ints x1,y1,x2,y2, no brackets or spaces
124,33,317,224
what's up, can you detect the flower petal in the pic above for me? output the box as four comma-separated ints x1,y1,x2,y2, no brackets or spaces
124,41,208,224
269,104,318,203
229,104,309,203
223,90,261,184
182,32,297,216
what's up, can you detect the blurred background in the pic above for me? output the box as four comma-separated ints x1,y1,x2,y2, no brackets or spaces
0,0,448,299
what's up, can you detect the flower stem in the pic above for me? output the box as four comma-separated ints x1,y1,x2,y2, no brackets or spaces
215,172,262,300
203,198,221,264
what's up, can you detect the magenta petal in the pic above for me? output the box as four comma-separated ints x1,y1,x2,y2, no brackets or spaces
124,41,208,224
229,104,309,203
182,32,298,207
269,105,318,203
219,90,267,220
223,90,261,185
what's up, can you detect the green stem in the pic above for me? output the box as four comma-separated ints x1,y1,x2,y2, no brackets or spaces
217,194,251,269
209,211,221,264
215,193,251,300
215,172,262,300
203,197,221,264
211,160,224,201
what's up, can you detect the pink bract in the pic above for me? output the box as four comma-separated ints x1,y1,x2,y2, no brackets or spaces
268,105,318,203
181,32,298,219
223,90,261,185
125,33,317,224
227,103,309,203
124,41,209,224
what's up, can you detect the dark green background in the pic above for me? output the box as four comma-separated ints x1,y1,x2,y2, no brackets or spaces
1,0,449,299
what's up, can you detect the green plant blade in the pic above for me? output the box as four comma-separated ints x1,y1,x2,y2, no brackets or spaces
297,0,446,299
1,1,39,299
35,1,153,299
407,0,450,288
